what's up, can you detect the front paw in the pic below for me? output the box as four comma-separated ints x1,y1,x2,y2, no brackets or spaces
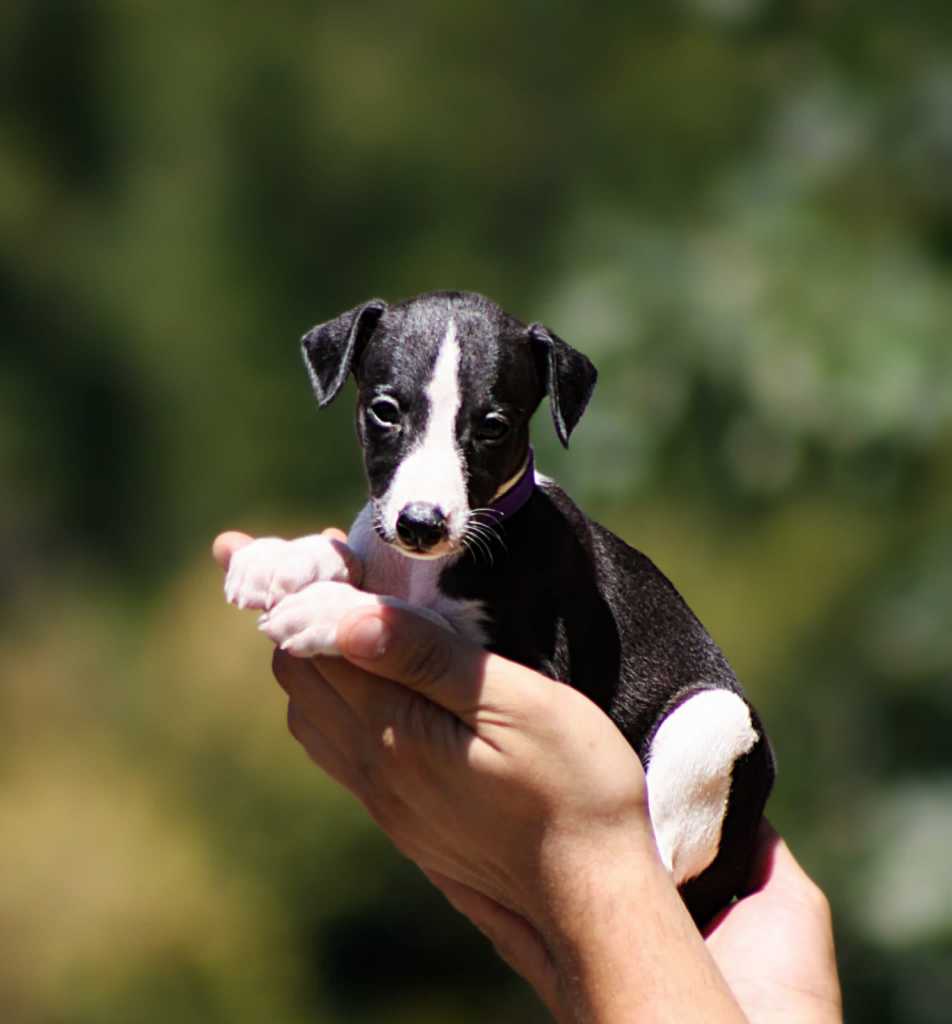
224,534,358,611
257,582,457,657
257,580,370,656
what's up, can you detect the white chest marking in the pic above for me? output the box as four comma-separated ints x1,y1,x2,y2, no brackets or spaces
380,321,468,539
646,689,758,885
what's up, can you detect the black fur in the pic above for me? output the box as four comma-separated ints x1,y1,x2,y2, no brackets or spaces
302,299,387,407
440,482,775,925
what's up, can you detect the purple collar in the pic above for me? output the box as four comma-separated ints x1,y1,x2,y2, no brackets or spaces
488,449,536,520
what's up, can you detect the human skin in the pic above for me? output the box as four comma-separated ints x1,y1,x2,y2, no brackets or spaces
214,530,842,1023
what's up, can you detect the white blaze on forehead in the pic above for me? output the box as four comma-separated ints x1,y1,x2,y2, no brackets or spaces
380,320,468,537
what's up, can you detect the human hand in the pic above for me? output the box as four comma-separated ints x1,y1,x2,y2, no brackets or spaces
215,530,840,1022
704,821,842,1023
214,530,668,1019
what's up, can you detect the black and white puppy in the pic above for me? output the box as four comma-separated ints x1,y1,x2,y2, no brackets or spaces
225,290,775,926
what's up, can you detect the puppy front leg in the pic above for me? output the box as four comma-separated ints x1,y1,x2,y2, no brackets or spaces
225,534,361,611
258,580,453,657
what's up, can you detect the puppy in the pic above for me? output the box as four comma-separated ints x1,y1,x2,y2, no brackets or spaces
225,290,774,925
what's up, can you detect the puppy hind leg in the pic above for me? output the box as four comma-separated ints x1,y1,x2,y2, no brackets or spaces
645,689,759,886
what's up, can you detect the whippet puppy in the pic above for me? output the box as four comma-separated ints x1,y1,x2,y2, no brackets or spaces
225,290,775,925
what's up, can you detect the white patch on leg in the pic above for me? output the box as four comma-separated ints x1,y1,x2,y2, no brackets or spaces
379,320,468,545
646,689,758,885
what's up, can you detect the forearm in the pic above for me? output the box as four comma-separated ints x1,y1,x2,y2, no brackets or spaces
539,839,745,1024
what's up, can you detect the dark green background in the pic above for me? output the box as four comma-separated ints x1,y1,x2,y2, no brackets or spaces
2,2,951,1021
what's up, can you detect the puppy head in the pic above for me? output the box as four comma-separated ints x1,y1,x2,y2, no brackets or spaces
301,291,596,559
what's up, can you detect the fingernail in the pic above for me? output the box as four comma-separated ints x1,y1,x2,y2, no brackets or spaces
346,615,390,659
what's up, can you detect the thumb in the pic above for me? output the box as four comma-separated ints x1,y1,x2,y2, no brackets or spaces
336,605,537,720
212,530,254,570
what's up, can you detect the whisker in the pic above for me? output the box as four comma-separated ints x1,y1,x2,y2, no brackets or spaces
468,537,493,568
469,510,508,554
460,523,487,564
462,508,509,566
462,524,493,565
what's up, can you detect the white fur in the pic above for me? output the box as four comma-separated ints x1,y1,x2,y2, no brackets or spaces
224,534,353,610
378,321,467,550
257,580,456,657
232,317,489,654
646,689,758,884
348,502,488,645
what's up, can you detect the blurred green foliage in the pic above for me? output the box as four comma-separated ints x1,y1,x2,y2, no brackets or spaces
2,2,951,1021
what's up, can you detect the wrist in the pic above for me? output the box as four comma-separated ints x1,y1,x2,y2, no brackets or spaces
534,836,745,1023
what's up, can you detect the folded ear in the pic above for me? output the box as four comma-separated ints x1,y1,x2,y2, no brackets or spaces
528,322,598,448
301,299,387,407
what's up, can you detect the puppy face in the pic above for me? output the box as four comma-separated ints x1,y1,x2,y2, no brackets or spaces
354,295,544,558
301,290,597,560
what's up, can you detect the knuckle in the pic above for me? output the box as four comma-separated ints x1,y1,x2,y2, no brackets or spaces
378,715,423,771
401,697,446,752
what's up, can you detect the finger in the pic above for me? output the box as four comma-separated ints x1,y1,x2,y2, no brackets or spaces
749,819,832,917
286,700,358,791
212,531,254,570
273,626,470,770
335,605,547,722
304,654,393,721
740,818,782,895
317,654,477,773
702,820,785,936
744,819,813,897
280,662,421,832
272,649,364,751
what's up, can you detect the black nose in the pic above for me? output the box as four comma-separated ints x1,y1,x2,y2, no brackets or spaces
396,503,448,551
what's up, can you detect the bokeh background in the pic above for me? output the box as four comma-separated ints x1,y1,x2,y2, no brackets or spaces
3,2,951,1021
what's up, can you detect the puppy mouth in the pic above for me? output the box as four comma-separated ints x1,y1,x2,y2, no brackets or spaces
385,532,461,560
395,539,457,559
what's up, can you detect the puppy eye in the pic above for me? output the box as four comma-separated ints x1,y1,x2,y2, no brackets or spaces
368,396,401,428
475,412,510,443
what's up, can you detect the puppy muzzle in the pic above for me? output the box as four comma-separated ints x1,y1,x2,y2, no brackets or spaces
394,502,451,555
